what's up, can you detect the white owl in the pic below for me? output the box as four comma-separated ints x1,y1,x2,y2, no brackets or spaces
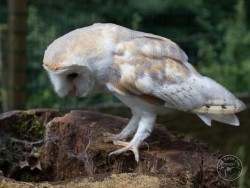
43,23,246,162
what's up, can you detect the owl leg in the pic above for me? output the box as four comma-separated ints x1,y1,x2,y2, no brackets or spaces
109,112,156,162
103,113,140,142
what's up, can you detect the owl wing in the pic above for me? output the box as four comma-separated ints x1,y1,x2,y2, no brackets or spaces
106,34,205,111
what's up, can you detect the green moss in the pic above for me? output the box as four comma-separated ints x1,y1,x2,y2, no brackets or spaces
10,111,44,141
19,171,40,182
0,111,45,182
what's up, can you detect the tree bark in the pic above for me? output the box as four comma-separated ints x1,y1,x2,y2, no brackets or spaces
0,109,234,187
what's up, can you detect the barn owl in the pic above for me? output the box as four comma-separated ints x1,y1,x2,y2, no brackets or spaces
43,23,246,162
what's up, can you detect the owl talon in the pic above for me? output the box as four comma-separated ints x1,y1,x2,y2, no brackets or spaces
109,141,139,162
102,132,127,142
102,132,115,141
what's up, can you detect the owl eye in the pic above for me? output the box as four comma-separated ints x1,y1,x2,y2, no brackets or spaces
67,73,78,82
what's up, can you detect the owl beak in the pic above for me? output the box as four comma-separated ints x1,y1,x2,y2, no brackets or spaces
69,86,77,96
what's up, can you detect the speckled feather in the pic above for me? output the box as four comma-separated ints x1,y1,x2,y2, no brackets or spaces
44,23,246,162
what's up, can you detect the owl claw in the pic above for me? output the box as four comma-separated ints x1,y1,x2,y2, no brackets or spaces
102,132,127,142
109,141,139,162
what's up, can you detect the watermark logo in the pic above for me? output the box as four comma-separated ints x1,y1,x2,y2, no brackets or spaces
217,155,242,181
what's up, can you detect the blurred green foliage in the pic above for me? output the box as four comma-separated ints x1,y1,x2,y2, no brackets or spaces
1,0,250,109
236,146,249,188
196,0,250,92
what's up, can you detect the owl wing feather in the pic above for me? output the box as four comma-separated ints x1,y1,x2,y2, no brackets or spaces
107,33,246,116
107,34,204,111
137,33,188,62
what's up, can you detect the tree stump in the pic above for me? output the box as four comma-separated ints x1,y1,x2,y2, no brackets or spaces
0,109,234,187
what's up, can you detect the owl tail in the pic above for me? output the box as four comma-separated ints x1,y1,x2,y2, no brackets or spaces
196,113,239,126
191,76,246,126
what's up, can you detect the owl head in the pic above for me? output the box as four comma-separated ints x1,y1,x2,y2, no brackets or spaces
43,24,116,97
43,64,95,98
43,34,95,98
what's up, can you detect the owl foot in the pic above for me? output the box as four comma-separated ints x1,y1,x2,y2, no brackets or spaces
102,132,128,142
109,141,139,162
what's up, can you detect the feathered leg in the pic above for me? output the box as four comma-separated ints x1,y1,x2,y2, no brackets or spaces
103,112,140,141
109,111,156,162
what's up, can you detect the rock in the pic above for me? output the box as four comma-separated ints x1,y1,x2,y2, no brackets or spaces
0,109,234,187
